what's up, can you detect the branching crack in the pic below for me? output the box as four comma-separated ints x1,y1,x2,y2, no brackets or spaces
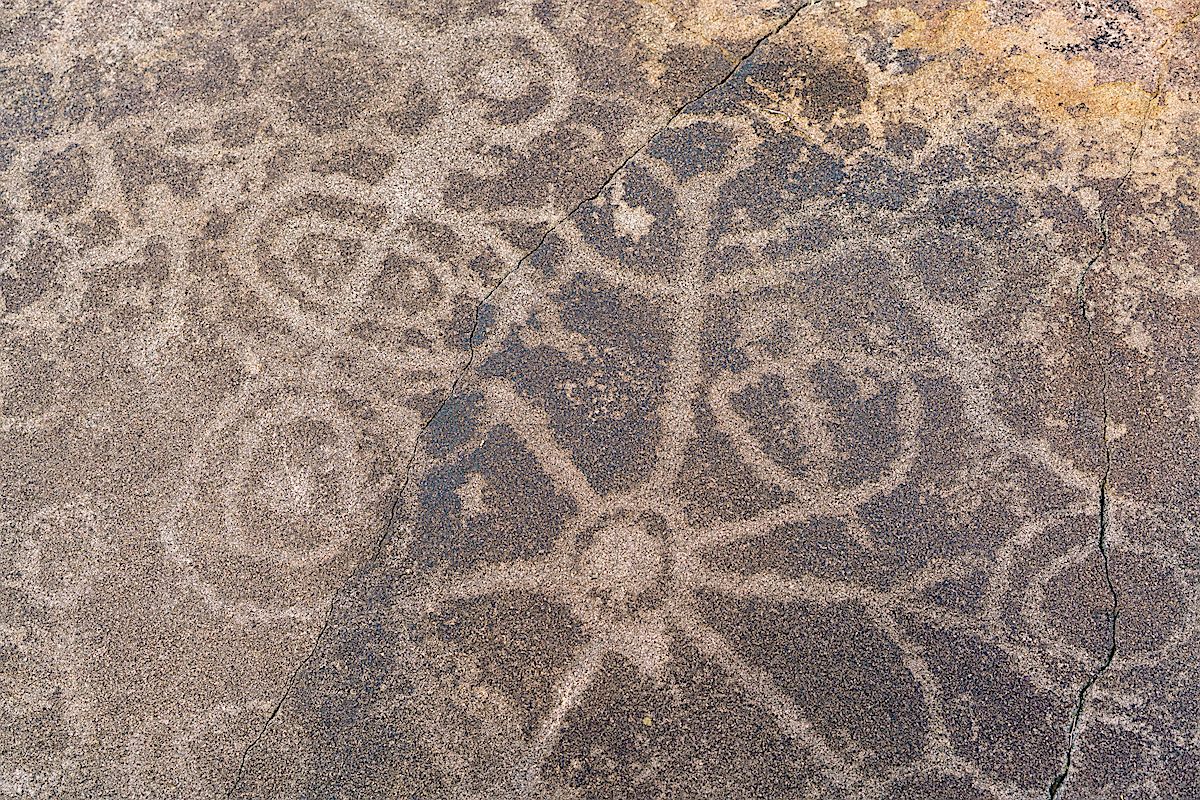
223,3,812,794
1049,61,1163,799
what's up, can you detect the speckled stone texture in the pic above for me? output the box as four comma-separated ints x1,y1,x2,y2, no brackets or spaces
2,1,1198,798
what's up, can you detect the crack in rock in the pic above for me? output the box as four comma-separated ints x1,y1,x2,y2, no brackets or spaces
1051,205,1122,799
1075,215,1108,324
1047,401,1119,800
1049,57,1165,798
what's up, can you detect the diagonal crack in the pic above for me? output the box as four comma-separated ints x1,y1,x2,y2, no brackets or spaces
224,3,814,793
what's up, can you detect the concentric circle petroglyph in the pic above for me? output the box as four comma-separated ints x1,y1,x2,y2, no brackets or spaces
440,14,576,150
2,496,107,610
163,380,375,622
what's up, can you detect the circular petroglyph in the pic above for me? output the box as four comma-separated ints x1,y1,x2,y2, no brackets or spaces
229,175,463,364
164,381,375,621
572,511,667,622
439,14,575,150
2,496,107,610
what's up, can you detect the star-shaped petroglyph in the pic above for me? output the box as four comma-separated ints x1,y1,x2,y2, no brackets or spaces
379,129,1123,797
390,143,941,793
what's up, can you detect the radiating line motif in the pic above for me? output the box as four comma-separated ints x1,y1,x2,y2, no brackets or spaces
275,96,1137,797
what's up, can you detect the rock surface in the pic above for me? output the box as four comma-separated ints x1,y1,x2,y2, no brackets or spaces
2,0,1197,798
